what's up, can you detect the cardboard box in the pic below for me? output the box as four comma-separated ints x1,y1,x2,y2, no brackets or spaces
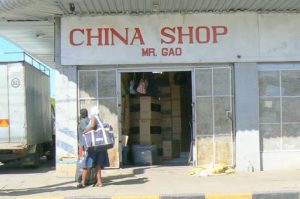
139,119,151,144
131,96,158,105
140,133,151,145
158,86,171,98
173,133,181,140
171,86,181,100
163,140,181,159
151,134,162,148
163,141,172,159
130,119,161,134
140,97,151,119
130,96,161,119
162,131,172,140
139,119,162,144
129,134,162,148
56,157,77,177
171,100,182,117
161,117,173,140
161,126,172,134
160,99,172,116
161,117,172,127
131,112,161,120
130,119,161,127
172,117,182,134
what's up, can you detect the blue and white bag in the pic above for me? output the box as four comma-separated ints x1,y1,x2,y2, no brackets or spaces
82,116,115,150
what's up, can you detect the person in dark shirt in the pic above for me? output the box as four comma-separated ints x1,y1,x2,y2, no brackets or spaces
78,108,89,148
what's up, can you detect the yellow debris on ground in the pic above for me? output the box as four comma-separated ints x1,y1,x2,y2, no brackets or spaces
225,168,236,174
189,163,236,177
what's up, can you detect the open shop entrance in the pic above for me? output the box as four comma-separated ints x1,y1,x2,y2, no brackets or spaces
120,70,193,166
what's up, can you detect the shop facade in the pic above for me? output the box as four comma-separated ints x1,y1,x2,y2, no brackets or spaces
55,12,300,176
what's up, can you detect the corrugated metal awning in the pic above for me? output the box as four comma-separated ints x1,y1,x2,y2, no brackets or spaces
57,0,300,15
0,0,300,68
0,21,54,68
1,0,300,20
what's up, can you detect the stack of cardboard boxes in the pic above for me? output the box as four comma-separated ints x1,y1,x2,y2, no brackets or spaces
159,86,173,159
122,95,130,137
129,96,162,156
171,72,192,152
171,84,191,152
159,73,183,160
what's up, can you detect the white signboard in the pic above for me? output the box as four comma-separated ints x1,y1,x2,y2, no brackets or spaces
61,13,260,65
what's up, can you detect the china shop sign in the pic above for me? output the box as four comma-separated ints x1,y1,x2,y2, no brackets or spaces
61,14,258,65
69,25,227,57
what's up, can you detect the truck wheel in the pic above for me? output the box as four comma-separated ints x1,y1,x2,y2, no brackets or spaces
24,145,42,168
32,145,43,168
32,151,40,168
21,145,43,168
22,153,40,168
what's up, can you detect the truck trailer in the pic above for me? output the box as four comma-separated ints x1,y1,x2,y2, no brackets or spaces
0,61,53,167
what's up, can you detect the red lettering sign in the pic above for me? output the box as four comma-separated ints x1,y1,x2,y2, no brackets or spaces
177,27,194,44
160,26,228,44
69,28,145,46
212,26,228,43
195,26,210,43
86,28,103,46
69,26,228,46
70,28,84,46
161,27,176,44
130,28,145,45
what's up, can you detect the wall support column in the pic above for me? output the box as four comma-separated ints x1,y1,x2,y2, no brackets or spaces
234,62,261,171
54,17,78,177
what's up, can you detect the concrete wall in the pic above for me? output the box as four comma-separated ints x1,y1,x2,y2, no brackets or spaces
55,17,78,177
262,151,300,170
234,63,261,171
55,65,78,159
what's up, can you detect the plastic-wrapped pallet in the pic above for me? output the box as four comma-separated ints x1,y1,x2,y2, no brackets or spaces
132,145,159,166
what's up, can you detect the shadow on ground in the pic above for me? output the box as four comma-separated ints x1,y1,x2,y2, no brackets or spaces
0,181,75,196
0,166,153,196
102,167,152,186
0,157,55,174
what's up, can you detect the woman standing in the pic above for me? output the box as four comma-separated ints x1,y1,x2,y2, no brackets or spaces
77,107,110,188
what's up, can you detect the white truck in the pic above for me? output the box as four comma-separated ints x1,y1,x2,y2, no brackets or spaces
0,61,53,167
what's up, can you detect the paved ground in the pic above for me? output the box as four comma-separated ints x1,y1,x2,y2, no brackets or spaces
1,158,300,198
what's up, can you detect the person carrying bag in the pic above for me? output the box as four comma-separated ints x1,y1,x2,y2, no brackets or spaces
77,107,110,189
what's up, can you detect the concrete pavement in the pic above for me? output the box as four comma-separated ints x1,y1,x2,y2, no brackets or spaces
1,160,300,198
